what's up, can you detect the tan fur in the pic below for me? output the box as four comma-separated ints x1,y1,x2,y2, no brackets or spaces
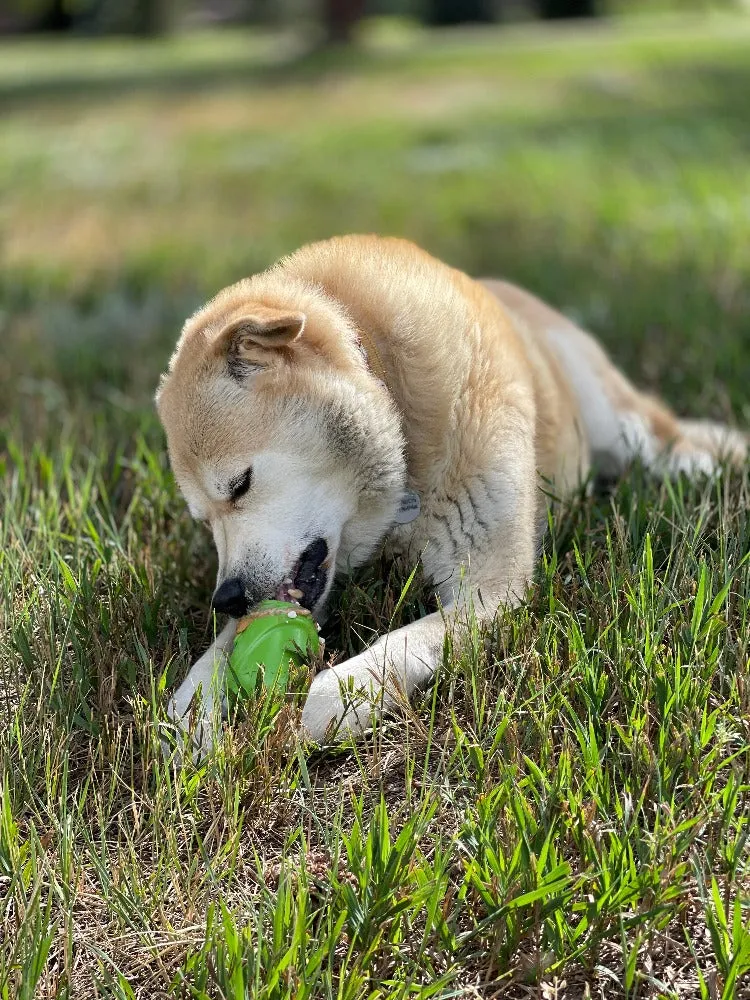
157,235,747,753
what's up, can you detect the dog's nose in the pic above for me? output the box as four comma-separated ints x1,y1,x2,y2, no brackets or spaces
211,577,248,618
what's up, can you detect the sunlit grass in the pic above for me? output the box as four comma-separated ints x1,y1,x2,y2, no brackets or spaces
2,14,750,998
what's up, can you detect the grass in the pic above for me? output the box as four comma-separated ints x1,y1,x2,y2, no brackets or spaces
2,11,750,998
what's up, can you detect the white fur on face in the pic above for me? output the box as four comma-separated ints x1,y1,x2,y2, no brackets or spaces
166,372,408,612
205,448,357,604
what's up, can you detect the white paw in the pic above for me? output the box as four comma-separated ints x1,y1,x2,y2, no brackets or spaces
300,653,387,743
664,448,718,480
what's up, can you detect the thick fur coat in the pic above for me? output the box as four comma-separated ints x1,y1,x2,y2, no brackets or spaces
156,235,747,752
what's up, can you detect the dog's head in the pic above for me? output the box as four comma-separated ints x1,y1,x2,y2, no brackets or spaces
156,286,407,618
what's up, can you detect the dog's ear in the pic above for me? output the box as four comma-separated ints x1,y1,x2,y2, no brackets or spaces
214,308,306,355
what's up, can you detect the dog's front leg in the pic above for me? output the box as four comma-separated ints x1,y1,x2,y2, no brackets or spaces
167,619,236,756
301,611,448,742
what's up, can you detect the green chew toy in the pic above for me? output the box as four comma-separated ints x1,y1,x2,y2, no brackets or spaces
225,600,320,705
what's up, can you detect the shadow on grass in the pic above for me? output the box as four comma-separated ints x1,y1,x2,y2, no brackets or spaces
3,35,750,187
0,35,419,109
0,24,749,116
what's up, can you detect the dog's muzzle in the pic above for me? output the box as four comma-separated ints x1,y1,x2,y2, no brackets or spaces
212,538,331,618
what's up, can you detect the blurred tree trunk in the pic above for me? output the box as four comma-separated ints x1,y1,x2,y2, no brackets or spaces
131,0,175,35
36,0,75,31
425,0,496,25
322,0,365,44
239,0,279,24
536,0,598,18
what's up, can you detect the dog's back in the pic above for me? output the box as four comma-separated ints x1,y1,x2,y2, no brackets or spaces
278,235,592,497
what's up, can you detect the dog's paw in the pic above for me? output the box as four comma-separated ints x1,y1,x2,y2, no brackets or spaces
300,654,386,744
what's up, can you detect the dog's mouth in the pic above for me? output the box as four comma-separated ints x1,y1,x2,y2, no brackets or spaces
277,538,331,611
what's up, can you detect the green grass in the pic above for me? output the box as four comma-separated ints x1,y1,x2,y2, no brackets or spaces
2,13,750,998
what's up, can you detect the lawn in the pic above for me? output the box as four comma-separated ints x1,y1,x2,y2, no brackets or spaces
2,12,750,998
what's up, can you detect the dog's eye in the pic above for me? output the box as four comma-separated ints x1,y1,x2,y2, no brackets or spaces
229,466,253,503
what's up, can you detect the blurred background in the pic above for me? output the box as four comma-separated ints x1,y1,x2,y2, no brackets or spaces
2,1,736,38
2,0,750,444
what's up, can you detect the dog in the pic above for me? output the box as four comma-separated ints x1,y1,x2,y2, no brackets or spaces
156,234,747,754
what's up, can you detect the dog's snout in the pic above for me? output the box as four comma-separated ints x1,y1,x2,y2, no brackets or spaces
211,577,248,618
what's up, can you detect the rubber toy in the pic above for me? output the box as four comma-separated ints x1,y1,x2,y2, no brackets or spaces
225,600,320,704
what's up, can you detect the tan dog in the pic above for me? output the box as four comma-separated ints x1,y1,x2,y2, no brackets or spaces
156,235,746,753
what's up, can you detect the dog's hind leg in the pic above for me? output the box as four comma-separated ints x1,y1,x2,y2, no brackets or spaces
668,418,748,476
485,280,747,482
545,322,747,481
